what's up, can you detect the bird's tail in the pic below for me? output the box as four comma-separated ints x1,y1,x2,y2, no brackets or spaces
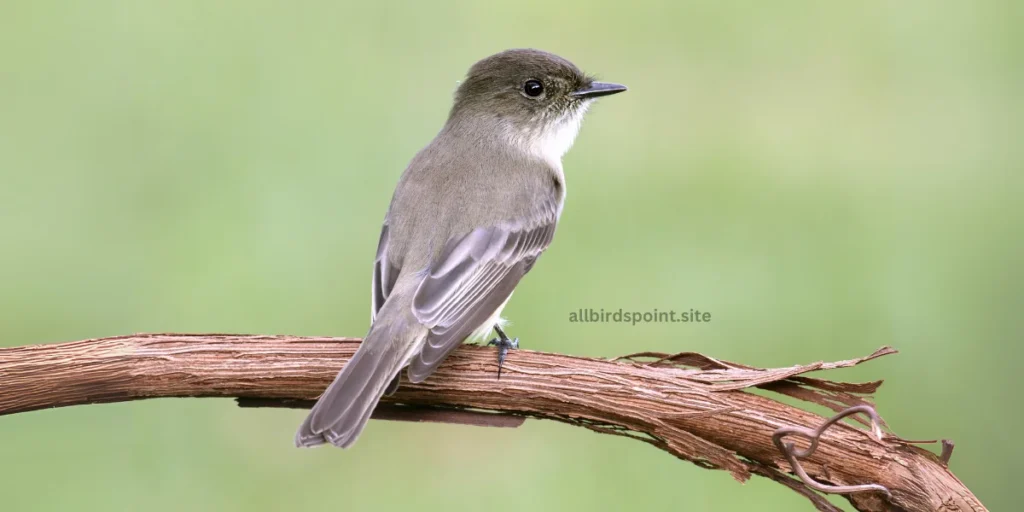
295,279,424,448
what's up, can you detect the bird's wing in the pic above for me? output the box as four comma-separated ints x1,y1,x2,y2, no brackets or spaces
371,222,400,322
406,202,558,382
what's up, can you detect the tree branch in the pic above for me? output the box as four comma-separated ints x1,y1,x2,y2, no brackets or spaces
0,334,985,511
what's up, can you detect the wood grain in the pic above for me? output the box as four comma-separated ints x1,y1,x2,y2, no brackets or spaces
0,333,985,511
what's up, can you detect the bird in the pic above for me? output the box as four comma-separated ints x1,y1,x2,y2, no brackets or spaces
296,48,626,448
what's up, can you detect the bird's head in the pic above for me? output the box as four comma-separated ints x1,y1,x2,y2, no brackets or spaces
449,49,626,164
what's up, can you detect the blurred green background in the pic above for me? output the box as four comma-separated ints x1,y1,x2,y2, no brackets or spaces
1,1,1019,510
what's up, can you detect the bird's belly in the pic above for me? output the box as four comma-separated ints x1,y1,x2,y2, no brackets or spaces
468,293,513,341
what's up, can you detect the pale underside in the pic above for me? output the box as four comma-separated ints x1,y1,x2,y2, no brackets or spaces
374,99,592,360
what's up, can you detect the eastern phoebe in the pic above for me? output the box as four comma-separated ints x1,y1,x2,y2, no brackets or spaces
296,48,626,448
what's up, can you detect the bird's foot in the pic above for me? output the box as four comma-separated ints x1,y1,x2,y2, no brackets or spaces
487,324,519,379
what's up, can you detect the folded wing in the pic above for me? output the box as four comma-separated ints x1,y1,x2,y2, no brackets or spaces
407,203,558,382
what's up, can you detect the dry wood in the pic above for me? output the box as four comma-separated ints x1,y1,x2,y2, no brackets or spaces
0,333,985,511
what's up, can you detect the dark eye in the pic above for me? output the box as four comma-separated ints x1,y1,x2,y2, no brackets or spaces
523,79,544,97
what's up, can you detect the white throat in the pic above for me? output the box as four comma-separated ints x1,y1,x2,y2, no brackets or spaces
513,101,591,169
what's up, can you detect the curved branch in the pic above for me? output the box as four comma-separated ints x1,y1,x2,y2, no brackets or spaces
0,334,985,511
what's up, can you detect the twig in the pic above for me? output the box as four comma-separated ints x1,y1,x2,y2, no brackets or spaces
940,439,955,466
235,399,526,428
773,405,891,497
0,334,986,512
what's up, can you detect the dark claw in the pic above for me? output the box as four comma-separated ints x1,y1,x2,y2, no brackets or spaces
487,324,519,379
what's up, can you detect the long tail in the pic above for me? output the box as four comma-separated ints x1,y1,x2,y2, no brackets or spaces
295,281,424,448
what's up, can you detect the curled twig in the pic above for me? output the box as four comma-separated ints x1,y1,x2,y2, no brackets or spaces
773,405,891,497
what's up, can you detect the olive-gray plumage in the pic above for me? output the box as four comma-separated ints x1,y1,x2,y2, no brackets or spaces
296,49,625,448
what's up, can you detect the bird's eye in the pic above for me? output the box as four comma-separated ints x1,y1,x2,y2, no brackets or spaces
523,79,544,97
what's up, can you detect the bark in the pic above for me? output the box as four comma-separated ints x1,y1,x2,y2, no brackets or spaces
0,334,985,511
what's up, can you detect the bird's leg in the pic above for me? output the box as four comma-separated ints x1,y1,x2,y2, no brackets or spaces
486,324,519,379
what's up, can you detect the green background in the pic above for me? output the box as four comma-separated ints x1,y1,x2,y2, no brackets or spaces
1,1,1019,510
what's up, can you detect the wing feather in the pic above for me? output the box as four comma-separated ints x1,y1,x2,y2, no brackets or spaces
407,201,558,382
371,223,400,322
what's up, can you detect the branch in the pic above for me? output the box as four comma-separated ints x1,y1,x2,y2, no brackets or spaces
0,334,985,511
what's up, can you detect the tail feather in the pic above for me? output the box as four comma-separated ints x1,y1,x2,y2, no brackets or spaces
296,282,424,448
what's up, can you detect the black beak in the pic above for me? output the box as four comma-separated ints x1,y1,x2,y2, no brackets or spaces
571,81,628,99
